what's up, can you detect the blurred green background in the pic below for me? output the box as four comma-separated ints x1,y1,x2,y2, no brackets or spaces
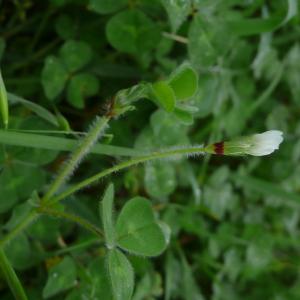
0,0,300,299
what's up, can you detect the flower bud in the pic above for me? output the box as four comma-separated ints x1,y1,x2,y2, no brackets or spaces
205,130,283,156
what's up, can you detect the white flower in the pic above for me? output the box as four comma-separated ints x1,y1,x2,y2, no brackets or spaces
204,130,284,156
245,130,284,156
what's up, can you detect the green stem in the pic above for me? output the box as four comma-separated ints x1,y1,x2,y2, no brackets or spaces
54,238,101,256
0,115,110,247
0,145,206,247
0,249,28,300
37,207,103,239
0,211,38,248
0,116,109,300
48,145,206,205
42,116,110,202
162,32,188,44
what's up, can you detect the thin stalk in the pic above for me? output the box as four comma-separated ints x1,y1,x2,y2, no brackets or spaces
162,32,188,44
42,116,110,202
0,210,38,248
0,145,206,247
37,207,103,239
48,145,206,205
54,238,101,256
0,249,28,300
0,115,109,300
0,115,110,248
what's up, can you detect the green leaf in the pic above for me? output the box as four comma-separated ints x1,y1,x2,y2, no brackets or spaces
223,248,242,282
5,234,33,270
173,106,194,125
234,174,300,206
227,17,282,36
107,249,134,300
0,164,46,213
0,69,8,128
8,116,59,165
88,257,113,298
8,93,59,127
106,10,160,55
180,253,205,300
42,256,77,299
150,109,189,146
188,16,217,68
161,0,191,32
188,16,232,68
27,215,60,243
284,43,300,104
67,256,113,299
144,161,177,198
227,0,298,36
168,65,198,100
0,129,142,157
67,73,99,108
115,83,151,106
42,56,68,100
165,251,182,300
59,40,92,72
246,241,272,275
101,184,116,249
116,197,167,256
55,15,76,39
89,0,127,14
4,201,33,231
132,272,163,300
0,167,19,213
151,81,175,112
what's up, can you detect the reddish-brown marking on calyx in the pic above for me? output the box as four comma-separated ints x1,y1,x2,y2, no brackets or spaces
214,142,224,155
104,97,116,118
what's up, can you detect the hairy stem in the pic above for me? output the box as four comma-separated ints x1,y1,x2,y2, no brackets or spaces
37,206,103,239
42,116,110,202
0,115,110,249
0,116,109,300
0,145,206,248
54,238,101,256
48,145,206,205
0,249,28,300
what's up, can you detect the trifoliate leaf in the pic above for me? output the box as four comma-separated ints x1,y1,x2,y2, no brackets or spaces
116,197,167,256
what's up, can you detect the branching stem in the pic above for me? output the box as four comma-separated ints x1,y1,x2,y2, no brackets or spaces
42,116,110,203
0,211,38,248
37,206,103,239
0,145,206,248
48,145,206,205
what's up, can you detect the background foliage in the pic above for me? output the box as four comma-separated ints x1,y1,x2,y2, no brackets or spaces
0,0,300,299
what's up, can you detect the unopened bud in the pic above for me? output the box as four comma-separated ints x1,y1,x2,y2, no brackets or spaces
205,130,283,156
